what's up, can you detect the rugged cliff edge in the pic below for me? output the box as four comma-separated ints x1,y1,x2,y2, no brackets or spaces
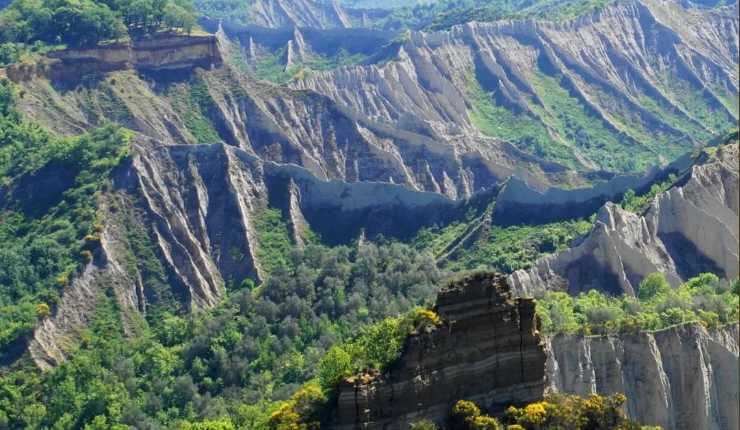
509,143,739,296
291,0,738,171
547,323,740,430
330,272,547,429
4,34,222,83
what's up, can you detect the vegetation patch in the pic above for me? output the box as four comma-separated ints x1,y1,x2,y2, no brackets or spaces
620,174,677,214
167,78,221,144
0,80,130,349
0,241,441,428
0,0,197,49
253,207,294,275
467,77,575,167
438,393,657,430
537,273,740,335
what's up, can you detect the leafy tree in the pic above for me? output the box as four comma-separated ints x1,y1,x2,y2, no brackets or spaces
0,0,198,49
317,346,352,391
638,273,671,301
504,393,647,429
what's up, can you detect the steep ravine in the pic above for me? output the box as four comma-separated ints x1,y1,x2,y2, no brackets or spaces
6,42,569,199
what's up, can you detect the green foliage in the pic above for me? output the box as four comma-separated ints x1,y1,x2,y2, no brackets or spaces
467,76,574,167
316,307,443,393
168,78,221,144
637,273,672,301
253,49,297,84
621,174,677,213
253,207,294,275
0,0,197,48
451,400,502,430
414,216,592,273
317,346,353,390
0,241,440,428
249,46,368,84
503,393,650,429
0,80,130,348
360,0,618,32
410,419,439,430
266,381,324,430
528,72,653,172
537,273,739,335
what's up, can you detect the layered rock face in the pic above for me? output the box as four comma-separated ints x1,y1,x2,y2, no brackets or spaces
547,323,740,430
292,0,738,171
4,34,222,82
509,143,739,296
331,273,547,429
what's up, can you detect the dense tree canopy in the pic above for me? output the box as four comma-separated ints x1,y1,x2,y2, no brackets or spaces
537,273,739,335
0,239,443,428
0,0,196,48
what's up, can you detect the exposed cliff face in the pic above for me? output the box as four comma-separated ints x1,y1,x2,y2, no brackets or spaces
492,150,697,225
25,137,468,368
508,143,739,296
247,0,356,29
331,273,547,429
291,0,738,171
10,57,569,198
547,323,740,430
4,34,222,83
239,0,393,29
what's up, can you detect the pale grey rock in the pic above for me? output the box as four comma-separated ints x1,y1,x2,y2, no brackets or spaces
291,0,738,171
248,0,353,29
508,143,739,297
546,323,740,430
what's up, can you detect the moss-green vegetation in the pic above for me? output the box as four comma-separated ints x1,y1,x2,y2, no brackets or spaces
467,77,575,167
253,207,294,275
414,215,592,273
252,49,297,84
537,273,740,335
316,308,441,391
251,48,368,84
460,220,592,272
0,41,64,67
657,72,736,134
369,0,618,31
620,174,677,213
0,80,130,349
168,78,221,144
467,70,676,172
528,72,654,172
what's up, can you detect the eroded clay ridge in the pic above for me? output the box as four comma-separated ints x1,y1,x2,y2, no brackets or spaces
509,142,740,296
547,323,740,430
330,272,547,429
291,0,738,170
27,138,463,368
